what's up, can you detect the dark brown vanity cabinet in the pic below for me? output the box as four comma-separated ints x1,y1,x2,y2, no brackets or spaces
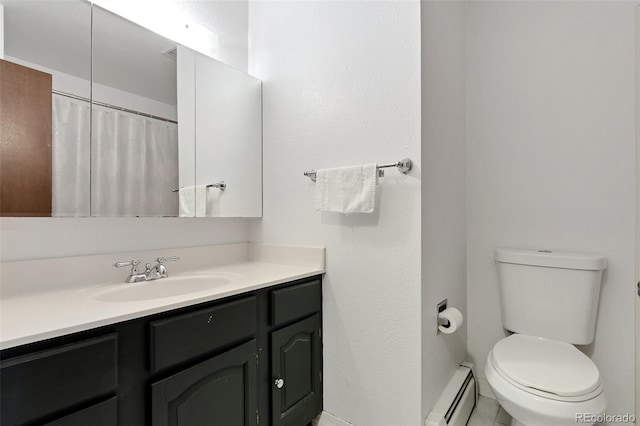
0,275,322,426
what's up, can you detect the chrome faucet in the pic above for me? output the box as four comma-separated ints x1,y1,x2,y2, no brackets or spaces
114,259,146,283
144,256,180,281
114,256,179,283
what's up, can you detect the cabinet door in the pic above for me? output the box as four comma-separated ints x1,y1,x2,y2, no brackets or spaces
151,339,257,426
271,314,322,426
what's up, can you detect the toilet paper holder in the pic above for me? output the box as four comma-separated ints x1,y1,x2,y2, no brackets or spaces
437,299,449,334
437,300,464,335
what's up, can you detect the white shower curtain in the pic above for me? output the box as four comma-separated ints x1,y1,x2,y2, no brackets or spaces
52,95,179,217
91,106,179,217
52,95,91,217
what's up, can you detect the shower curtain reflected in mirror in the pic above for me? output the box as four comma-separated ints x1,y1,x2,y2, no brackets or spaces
91,105,179,217
52,95,179,217
52,95,90,217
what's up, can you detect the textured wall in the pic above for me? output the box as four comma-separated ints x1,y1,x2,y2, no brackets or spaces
421,0,468,421
170,0,248,72
466,1,636,417
248,1,422,424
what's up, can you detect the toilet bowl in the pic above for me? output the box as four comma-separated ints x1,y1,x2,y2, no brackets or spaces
485,334,607,426
488,248,608,426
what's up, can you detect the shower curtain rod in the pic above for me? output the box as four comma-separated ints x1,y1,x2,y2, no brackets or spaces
52,89,178,124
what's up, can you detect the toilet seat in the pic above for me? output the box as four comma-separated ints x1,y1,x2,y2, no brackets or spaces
485,353,607,426
490,334,602,402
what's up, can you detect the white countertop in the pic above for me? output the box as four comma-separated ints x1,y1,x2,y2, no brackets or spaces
0,244,325,350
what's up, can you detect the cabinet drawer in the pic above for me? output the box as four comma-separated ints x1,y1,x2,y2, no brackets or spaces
0,334,118,426
45,396,118,426
271,280,321,326
150,296,257,372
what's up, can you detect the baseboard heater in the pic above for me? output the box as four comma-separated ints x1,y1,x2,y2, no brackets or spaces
425,362,477,426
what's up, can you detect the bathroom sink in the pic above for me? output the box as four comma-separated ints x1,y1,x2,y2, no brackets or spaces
95,275,231,302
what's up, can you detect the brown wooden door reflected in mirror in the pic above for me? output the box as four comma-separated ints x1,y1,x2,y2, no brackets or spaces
0,59,52,217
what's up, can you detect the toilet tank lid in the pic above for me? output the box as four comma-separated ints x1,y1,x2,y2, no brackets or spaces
495,248,607,271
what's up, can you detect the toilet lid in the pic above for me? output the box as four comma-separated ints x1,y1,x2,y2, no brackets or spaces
491,334,600,397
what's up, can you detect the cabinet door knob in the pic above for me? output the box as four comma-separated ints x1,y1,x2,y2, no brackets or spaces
274,378,284,389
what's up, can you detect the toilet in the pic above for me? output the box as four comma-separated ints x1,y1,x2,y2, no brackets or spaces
485,248,608,426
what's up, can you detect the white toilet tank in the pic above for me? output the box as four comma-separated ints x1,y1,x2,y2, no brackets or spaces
495,248,607,345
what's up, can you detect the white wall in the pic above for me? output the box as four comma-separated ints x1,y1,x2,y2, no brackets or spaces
421,0,468,420
0,0,251,262
101,0,250,72
177,1,248,72
248,2,422,424
91,0,247,72
466,1,636,419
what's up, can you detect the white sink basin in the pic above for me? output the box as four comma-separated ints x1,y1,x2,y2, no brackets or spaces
95,275,232,302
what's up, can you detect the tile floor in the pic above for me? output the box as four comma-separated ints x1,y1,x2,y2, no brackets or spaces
467,396,512,426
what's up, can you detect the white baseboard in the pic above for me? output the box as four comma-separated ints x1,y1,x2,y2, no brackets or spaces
313,411,354,426
476,376,496,400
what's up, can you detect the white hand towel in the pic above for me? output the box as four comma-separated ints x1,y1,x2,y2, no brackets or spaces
314,164,378,214
178,187,195,217
179,185,208,217
194,185,208,217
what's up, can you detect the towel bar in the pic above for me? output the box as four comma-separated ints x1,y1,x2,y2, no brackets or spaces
303,158,412,182
172,181,226,192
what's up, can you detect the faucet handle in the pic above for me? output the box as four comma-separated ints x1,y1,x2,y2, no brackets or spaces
114,259,140,268
156,256,179,264
114,259,144,283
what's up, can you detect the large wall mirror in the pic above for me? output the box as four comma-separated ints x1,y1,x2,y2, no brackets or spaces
0,0,262,218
